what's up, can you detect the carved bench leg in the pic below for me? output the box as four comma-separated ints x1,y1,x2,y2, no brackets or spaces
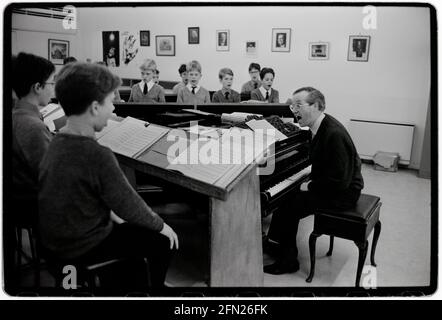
370,221,381,267
326,236,334,257
306,233,320,283
355,240,368,287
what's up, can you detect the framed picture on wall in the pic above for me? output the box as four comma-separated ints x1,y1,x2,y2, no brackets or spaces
156,35,175,56
246,40,257,55
188,27,199,44
140,30,150,46
272,28,291,52
348,35,371,62
102,31,120,67
309,42,329,60
48,39,69,65
216,30,229,51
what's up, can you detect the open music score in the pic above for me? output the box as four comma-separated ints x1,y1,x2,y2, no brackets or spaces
97,116,170,158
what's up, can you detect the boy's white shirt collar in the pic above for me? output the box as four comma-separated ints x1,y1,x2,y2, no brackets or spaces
259,86,272,97
187,83,200,93
139,80,155,92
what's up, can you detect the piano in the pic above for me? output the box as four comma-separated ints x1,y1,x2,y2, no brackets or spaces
114,102,312,218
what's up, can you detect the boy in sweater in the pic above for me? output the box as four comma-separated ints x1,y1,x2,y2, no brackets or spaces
176,60,210,104
128,59,165,103
39,63,178,289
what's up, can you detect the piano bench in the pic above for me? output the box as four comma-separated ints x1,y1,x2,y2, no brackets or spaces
305,194,382,287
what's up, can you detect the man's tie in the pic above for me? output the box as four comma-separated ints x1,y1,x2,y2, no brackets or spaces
224,91,230,100
192,86,196,94
254,82,258,89
265,90,269,100
143,82,147,95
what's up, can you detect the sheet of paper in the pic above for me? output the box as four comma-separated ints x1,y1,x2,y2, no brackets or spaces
246,118,288,141
40,103,60,118
95,119,122,139
43,108,65,132
97,117,169,158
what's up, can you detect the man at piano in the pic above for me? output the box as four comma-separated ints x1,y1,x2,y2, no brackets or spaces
264,86,364,275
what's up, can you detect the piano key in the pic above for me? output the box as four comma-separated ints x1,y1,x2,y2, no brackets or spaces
266,165,311,197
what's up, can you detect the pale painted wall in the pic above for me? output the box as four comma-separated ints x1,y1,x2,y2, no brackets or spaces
12,6,431,169
11,13,79,73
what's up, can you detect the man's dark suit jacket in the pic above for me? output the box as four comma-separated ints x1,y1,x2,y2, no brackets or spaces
308,113,364,207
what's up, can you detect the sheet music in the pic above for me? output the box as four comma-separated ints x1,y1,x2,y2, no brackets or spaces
167,139,234,185
43,107,65,132
95,119,122,139
97,117,169,158
246,119,288,141
40,103,60,118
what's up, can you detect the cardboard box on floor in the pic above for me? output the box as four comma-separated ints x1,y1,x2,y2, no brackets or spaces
373,151,400,172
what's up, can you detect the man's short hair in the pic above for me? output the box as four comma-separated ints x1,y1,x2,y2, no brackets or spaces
248,63,261,72
260,67,275,80
187,60,202,73
219,68,234,80
63,56,77,65
293,87,326,111
55,62,121,116
140,59,157,72
12,52,55,99
178,64,187,74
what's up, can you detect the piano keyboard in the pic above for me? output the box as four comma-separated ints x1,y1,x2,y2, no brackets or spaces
266,165,312,197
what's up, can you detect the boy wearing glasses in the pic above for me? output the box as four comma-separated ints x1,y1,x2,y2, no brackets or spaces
241,62,262,95
12,52,55,222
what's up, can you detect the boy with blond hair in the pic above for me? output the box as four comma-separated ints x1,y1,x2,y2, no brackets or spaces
128,59,165,103
177,60,210,104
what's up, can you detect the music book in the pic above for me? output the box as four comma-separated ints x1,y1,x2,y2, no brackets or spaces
166,134,260,187
97,116,170,158
40,103,66,132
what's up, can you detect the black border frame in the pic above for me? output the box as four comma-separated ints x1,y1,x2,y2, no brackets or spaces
3,1,438,298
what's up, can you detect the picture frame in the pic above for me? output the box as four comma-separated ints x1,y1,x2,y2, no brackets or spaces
272,28,291,52
246,40,257,55
140,30,150,46
348,35,371,62
48,39,69,65
188,27,200,44
309,42,329,60
156,35,175,56
216,30,229,51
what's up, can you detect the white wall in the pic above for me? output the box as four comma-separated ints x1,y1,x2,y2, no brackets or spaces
12,13,79,73
12,6,431,169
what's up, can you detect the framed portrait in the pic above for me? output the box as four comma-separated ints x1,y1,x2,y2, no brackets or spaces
156,35,175,56
272,28,291,52
140,31,150,46
216,30,229,51
188,27,199,44
48,39,69,65
348,35,371,62
246,40,257,55
309,42,329,60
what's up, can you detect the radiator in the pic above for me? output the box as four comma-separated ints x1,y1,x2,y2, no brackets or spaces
348,119,415,165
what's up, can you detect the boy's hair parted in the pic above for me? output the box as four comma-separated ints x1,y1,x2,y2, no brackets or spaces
187,60,202,73
218,68,234,80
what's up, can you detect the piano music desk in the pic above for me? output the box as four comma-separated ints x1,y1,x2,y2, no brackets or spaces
117,152,264,287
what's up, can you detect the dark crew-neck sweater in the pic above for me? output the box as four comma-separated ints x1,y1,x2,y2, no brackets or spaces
308,114,364,199
39,133,164,259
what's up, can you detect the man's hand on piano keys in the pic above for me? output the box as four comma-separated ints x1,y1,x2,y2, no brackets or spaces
300,181,310,192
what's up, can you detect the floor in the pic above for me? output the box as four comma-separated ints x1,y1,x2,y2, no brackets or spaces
15,163,432,293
